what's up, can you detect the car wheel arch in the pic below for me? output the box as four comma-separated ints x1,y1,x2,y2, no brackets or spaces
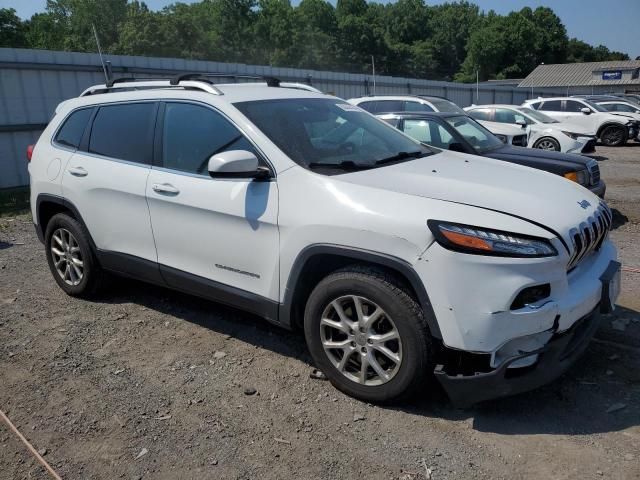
279,244,442,339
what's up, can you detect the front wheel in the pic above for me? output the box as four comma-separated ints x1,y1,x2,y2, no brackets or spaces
533,137,561,151
600,125,627,146
303,266,434,403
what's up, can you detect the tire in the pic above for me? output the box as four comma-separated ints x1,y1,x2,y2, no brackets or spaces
599,125,627,147
303,266,434,403
44,213,105,297
533,137,561,151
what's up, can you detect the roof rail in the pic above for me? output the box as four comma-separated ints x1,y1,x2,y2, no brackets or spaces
170,72,281,87
80,79,224,97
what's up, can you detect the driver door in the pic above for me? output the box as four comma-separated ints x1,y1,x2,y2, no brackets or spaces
146,101,279,302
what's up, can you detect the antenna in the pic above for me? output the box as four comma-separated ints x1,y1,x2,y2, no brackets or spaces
92,23,111,85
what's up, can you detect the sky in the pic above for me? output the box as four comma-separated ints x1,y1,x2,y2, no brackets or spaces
3,0,639,59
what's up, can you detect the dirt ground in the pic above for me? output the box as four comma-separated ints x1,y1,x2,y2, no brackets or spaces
1,145,639,480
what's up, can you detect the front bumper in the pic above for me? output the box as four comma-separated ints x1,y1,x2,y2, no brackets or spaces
434,307,601,408
588,180,606,198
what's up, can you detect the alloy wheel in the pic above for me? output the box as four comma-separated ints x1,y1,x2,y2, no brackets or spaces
51,228,84,286
319,295,402,386
537,139,558,150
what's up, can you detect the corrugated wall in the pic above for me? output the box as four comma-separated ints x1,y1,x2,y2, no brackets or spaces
0,47,565,189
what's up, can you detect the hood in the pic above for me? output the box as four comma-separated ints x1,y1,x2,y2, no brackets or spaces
479,120,525,136
485,144,590,171
337,150,602,243
597,111,638,123
530,121,595,136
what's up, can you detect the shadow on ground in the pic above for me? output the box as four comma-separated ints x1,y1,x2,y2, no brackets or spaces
94,277,640,438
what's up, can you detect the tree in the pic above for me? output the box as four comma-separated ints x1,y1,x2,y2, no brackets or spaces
0,8,27,48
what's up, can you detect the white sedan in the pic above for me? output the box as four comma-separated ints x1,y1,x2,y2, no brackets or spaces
465,104,597,154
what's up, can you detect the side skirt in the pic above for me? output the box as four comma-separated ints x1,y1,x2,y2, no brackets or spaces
96,250,281,326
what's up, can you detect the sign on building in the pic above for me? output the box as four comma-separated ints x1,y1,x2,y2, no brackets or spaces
602,71,622,80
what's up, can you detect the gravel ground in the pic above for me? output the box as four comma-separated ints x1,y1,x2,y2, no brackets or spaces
1,145,639,480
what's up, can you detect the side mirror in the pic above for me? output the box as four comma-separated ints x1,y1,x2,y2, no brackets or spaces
208,150,270,179
449,142,466,153
515,119,527,128
581,107,592,115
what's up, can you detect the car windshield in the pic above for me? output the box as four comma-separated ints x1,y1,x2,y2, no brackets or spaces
427,98,466,114
234,98,433,174
517,107,558,124
444,115,504,152
583,100,608,112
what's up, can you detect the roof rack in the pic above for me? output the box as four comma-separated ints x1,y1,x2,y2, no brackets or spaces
170,72,281,87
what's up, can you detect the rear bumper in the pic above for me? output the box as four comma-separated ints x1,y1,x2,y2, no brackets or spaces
434,307,601,408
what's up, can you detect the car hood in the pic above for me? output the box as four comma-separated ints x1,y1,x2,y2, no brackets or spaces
530,121,595,135
338,151,602,241
484,144,590,169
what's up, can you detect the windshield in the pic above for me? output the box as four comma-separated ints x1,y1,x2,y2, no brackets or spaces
583,100,608,112
427,98,466,114
517,107,558,124
444,115,503,152
234,98,433,173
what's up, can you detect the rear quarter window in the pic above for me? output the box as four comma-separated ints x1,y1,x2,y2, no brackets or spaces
54,108,93,149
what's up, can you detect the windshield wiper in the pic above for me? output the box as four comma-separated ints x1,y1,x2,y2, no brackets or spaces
374,150,426,165
307,160,374,170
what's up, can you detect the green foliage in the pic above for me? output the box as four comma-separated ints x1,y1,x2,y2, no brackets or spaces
1,1,631,81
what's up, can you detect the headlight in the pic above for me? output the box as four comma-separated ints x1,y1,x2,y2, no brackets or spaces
563,170,589,186
494,134,508,143
427,220,558,257
561,131,582,140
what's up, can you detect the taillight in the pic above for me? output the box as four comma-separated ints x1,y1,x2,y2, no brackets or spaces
27,144,34,162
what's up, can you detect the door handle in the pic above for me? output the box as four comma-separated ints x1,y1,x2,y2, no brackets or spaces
68,166,88,177
152,183,180,195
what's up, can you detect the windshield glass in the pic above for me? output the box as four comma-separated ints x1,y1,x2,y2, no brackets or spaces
234,98,433,173
444,115,503,152
427,98,466,114
583,100,608,112
517,107,558,124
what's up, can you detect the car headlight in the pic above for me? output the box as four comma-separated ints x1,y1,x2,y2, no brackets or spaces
494,134,508,143
427,220,558,257
561,131,582,140
563,170,589,186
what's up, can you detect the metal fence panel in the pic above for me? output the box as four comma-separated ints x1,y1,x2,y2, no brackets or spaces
1,47,570,188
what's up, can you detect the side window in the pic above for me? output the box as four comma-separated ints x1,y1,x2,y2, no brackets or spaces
379,117,400,128
162,102,256,175
403,119,453,149
54,108,93,149
494,108,517,123
528,102,542,110
89,103,156,164
376,100,403,112
468,108,492,121
404,101,434,112
357,101,378,113
565,100,586,112
538,100,562,112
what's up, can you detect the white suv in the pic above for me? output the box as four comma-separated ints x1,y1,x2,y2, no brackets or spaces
29,75,621,407
522,97,639,146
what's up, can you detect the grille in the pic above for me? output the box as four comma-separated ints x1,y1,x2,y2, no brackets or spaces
512,134,528,147
587,160,600,185
567,202,612,271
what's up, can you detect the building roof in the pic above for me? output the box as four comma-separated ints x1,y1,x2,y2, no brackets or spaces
519,61,640,88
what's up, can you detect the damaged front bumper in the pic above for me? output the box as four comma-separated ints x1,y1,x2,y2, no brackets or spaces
434,307,601,408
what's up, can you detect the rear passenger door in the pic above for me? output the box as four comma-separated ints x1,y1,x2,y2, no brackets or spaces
146,101,279,302
62,102,159,269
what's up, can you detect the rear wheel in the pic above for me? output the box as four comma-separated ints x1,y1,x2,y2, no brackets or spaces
304,266,434,403
533,137,561,151
600,125,627,146
44,213,105,297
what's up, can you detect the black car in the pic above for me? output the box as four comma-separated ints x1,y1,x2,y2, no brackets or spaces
378,112,605,198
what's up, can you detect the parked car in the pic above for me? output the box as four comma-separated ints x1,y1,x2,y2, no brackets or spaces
522,97,639,146
347,94,466,114
465,104,597,153
349,95,526,147
377,112,604,197
575,97,640,141
28,75,620,407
